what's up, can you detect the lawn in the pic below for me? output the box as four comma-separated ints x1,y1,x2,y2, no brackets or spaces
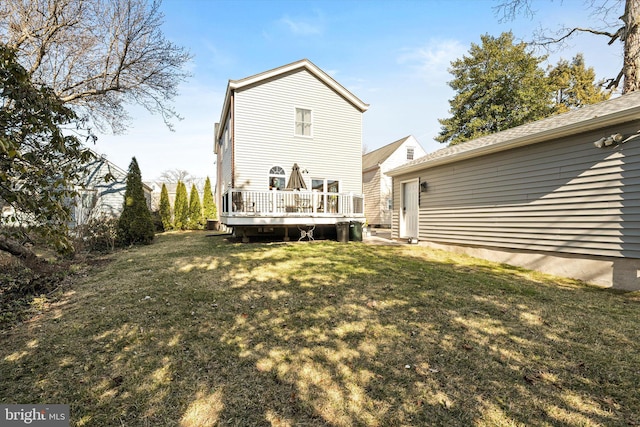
1,231,639,426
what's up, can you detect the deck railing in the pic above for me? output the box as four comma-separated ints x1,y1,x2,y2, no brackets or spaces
221,189,364,217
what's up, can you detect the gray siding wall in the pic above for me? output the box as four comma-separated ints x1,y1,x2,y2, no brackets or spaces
233,69,363,193
88,159,127,217
71,157,127,227
392,121,640,258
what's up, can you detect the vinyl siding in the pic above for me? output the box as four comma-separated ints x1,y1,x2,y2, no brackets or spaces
380,136,426,174
364,136,426,227
363,168,382,225
233,69,363,193
71,157,128,226
392,121,640,258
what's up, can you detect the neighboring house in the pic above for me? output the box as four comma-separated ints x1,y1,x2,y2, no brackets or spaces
363,135,426,228
214,59,369,241
71,153,152,228
387,91,640,290
144,181,179,211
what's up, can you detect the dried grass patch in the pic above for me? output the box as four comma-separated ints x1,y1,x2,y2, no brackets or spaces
1,231,639,426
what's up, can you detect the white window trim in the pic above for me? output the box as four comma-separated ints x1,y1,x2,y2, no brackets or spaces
294,106,313,138
269,165,286,190
311,178,340,192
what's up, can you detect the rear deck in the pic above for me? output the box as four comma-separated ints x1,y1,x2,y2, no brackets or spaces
220,189,366,241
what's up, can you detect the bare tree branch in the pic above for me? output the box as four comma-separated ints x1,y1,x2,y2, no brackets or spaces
0,0,191,134
492,0,640,93
534,26,620,46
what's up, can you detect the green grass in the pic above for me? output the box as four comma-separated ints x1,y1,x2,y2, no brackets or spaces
1,231,639,426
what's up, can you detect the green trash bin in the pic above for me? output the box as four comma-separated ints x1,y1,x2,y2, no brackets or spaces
349,221,363,242
336,222,349,243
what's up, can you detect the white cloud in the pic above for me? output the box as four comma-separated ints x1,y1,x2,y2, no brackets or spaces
278,9,324,36
397,38,466,82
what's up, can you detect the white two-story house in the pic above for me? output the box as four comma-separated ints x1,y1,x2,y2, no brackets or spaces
214,59,369,241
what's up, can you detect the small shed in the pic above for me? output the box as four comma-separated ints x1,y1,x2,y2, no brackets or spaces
388,92,640,290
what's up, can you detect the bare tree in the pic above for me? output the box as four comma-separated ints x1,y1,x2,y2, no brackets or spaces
157,169,203,199
159,169,194,184
0,0,191,133
494,0,640,93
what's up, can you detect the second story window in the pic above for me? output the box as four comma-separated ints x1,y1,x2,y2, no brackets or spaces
407,147,415,160
295,108,312,137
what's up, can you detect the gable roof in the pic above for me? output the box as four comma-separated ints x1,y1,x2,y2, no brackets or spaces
388,90,640,176
215,59,369,140
362,135,412,172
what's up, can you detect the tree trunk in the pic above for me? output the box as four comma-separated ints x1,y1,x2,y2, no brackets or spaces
0,235,38,261
623,0,640,93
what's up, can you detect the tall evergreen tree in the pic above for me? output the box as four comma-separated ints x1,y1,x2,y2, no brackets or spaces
159,183,172,231
188,184,204,230
173,181,188,230
117,157,154,245
548,54,611,113
436,32,554,145
202,177,217,221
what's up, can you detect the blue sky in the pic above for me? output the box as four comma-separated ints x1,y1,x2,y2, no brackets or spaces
92,0,624,181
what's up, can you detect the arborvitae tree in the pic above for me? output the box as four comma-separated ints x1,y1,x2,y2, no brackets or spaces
173,181,189,230
159,183,172,231
117,157,154,245
188,184,203,230
548,54,611,114
436,32,554,145
202,176,217,221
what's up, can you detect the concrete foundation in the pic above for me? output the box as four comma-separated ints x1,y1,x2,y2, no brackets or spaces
419,241,640,291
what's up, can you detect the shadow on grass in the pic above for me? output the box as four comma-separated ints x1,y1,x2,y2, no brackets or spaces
1,231,639,426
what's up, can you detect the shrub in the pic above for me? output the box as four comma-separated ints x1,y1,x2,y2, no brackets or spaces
173,181,188,230
151,210,164,233
159,183,172,231
188,184,203,229
117,157,154,245
202,176,217,220
74,215,119,253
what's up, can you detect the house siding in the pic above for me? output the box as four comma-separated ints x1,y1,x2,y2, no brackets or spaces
379,137,425,227
363,168,381,225
392,121,640,259
363,136,426,227
233,69,363,193
85,158,127,218
71,156,152,227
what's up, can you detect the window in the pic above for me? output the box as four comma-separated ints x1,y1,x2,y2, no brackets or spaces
407,147,415,160
269,166,285,190
312,179,324,192
311,179,339,193
312,178,339,213
223,122,229,151
295,108,312,137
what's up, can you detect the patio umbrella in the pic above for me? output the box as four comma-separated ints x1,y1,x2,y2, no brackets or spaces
286,163,307,190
